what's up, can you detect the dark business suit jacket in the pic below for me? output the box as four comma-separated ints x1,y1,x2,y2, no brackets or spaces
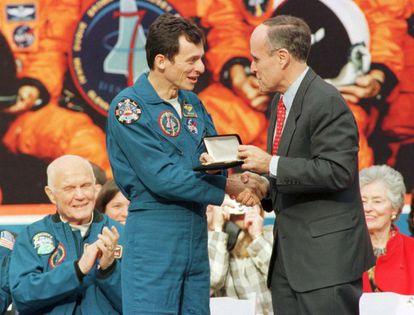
266,68,375,292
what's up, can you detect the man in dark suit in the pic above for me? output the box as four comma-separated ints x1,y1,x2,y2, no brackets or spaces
237,15,375,315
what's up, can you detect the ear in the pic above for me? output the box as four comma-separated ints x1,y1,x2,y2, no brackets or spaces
45,186,57,205
154,54,167,70
278,49,290,69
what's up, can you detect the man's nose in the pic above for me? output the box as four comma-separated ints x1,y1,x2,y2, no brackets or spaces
250,61,256,74
195,59,205,74
74,187,86,198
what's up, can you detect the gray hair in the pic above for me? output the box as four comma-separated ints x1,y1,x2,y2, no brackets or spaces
47,155,95,189
263,15,311,62
359,165,406,213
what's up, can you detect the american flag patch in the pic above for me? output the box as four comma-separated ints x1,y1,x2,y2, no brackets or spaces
0,230,15,250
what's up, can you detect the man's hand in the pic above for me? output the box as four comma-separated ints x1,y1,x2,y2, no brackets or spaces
2,85,40,114
206,202,230,232
199,152,221,174
240,171,269,198
230,64,270,112
96,226,120,270
244,205,264,239
225,174,266,206
78,242,100,275
199,152,214,164
238,145,272,174
337,70,384,104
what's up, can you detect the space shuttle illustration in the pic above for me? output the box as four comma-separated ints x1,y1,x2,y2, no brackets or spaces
104,0,149,86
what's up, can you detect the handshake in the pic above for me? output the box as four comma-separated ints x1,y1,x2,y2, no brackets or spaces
200,150,270,206
225,172,269,206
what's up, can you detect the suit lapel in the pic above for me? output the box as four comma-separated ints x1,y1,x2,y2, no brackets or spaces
277,69,317,156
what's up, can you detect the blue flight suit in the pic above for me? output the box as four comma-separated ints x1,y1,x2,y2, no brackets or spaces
106,73,227,315
0,230,15,314
9,211,123,315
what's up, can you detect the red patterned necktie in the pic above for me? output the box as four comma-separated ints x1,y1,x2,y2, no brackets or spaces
272,96,286,155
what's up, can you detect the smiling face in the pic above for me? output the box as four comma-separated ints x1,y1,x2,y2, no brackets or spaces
164,35,205,91
361,180,397,234
45,157,96,225
104,191,129,225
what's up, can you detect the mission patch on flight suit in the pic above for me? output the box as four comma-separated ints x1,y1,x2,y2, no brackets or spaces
182,103,198,118
159,111,181,137
48,242,66,269
32,232,55,255
115,98,142,124
186,118,198,134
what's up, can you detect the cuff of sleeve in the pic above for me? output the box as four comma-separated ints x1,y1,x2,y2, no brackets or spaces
74,260,86,283
97,260,117,279
269,156,279,178
367,63,398,103
18,77,50,109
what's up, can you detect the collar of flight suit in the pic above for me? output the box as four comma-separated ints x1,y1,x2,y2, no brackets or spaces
51,210,104,223
132,72,190,106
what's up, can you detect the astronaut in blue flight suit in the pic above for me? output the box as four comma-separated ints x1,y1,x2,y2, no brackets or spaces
9,155,124,315
0,230,15,314
106,14,259,315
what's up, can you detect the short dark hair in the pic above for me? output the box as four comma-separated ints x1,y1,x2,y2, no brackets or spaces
145,13,204,69
95,180,120,213
263,15,311,62
89,161,107,185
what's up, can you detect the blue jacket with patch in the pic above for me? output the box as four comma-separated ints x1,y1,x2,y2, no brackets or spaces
106,73,226,213
0,233,13,315
9,211,123,315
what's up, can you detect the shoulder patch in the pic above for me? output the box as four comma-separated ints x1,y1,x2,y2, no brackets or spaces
0,230,15,250
115,98,142,124
33,232,55,255
48,243,66,269
159,111,181,137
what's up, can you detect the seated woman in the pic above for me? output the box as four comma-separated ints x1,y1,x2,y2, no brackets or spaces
96,180,129,225
207,196,273,315
360,165,414,294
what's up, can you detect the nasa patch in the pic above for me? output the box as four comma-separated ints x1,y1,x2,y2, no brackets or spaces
13,25,35,48
186,118,198,134
159,111,181,137
115,99,142,124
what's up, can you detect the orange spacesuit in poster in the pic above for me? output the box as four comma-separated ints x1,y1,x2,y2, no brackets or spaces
380,0,414,165
198,0,272,150
197,0,410,169
353,0,410,167
0,0,111,177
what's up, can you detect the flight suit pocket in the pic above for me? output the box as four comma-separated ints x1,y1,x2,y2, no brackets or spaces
309,212,355,238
